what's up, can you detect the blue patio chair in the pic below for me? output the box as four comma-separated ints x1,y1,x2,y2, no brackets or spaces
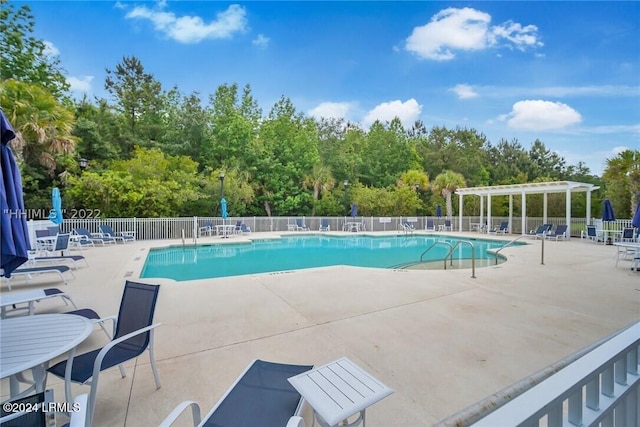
295,218,309,231
425,219,435,231
240,223,251,234
159,359,313,427
443,219,453,231
99,224,135,243
489,221,509,234
319,218,330,231
48,281,162,427
74,227,115,246
545,224,568,241
582,225,602,243
198,221,213,237
527,224,552,239
32,233,88,269
47,225,60,236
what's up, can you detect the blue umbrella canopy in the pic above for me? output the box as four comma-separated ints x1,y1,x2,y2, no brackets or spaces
1,110,31,277
436,204,442,217
602,199,615,222
350,203,357,217
632,194,640,229
221,198,228,219
48,187,63,225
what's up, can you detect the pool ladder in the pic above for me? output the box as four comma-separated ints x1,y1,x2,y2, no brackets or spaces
420,240,476,278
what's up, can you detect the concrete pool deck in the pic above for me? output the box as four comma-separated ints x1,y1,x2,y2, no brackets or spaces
1,231,638,426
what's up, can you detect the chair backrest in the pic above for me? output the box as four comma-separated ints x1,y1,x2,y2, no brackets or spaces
555,225,567,235
241,224,250,232
53,233,71,251
113,281,160,354
499,221,508,230
0,389,54,426
296,218,303,226
75,227,91,238
321,218,329,227
35,229,50,238
445,219,451,226
47,225,60,236
426,219,434,228
622,228,634,239
99,224,114,235
587,225,596,237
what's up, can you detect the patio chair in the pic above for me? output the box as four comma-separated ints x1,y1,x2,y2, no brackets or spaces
74,227,115,246
295,218,309,231
32,233,88,269
47,225,60,236
443,219,453,231
581,225,602,243
489,221,509,234
2,264,74,290
319,218,330,231
620,228,636,242
425,219,435,231
158,359,313,427
545,224,568,241
99,224,135,243
400,222,414,234
47,280,162,427
526,224,552,239
198,221,213,237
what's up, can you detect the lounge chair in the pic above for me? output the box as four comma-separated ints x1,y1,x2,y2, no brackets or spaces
99,224,135,243
0,287,77,318
443,219,453,231
74,227,115,246
295,218,309,231
2,264,74,290
159,359,313,427
319,218,330,231
48,281,161,427
32,233,88,269
239,223,251,234
526,224,552,239
400,222,415,234
425,219,435,231
198,221,213,237
489,221,509,234
581,225,603,243
545,224,568,241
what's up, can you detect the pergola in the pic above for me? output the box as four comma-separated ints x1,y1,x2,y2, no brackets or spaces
456,181,600,238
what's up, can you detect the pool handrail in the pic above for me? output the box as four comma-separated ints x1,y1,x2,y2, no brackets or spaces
443,240,476,279
420,240,453,263
487,235,527,265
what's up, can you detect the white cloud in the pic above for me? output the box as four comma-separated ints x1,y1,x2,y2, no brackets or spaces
451,84,478,99
252,34,270,48
405,7,541,60
43,41,59,57
362,99,422,128
125,3,247,43
67,75,94,93
308,102,355,120
501,100,582,131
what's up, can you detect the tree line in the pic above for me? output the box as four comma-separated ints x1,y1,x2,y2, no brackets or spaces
1,2,638,220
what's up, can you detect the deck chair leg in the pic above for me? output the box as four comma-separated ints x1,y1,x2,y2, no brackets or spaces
118,364,126,378
149,332,162,389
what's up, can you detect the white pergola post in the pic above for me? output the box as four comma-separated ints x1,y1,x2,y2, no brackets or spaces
480,196,484,229
586,191,592,225
522,191,527,235
487,194,492,233
543,193,548,225
566,188,572,239
509,194,513,233
459,194,464,232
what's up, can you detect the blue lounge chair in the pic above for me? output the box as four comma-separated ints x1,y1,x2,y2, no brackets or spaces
319,218,330,231
240,223,251,234
48,281,161,427
32,233,88,269
400,222,414,234
489,221,509,234
425,219,435,231
582,225,602,243
199,221,213,237
99,224,135,243
295,218,309,231
527,224,552,239
2,265,74,290
546,224,568,241
443,219,453,231
159,359,313,427
74,227,115,246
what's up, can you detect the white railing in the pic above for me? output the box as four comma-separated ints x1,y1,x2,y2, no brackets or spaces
440,321,640,427
27,216,634,243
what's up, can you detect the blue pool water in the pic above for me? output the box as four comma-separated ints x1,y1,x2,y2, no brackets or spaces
141,235,520,281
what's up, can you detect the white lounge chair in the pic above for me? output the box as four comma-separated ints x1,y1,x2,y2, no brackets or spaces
2,264,75,290
0,287,77,318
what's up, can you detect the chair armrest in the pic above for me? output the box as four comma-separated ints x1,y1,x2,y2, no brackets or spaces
286,416,306,427
158,400,202,427
120,231,136,237
93,314,118,336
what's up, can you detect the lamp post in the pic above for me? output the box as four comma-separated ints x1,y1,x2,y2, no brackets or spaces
79,158,88,171
219,172,225,198
414,183,420,191
343,180,349,215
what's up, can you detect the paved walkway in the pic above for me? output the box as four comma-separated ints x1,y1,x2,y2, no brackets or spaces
1,232,638,426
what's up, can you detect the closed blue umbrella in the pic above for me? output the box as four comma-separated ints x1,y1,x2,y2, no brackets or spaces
602,199,615,222
49,187,63,225
1,110,31,277
350,203,357,217
632,194,640,229
221,198,228,219
436,204,442,218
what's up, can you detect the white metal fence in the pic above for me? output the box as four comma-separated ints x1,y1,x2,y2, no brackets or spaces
28,216,636,242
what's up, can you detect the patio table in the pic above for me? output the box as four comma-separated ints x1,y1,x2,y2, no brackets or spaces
288,357,393,427
613,242,640,267
0,313,93,399
214,224,236,238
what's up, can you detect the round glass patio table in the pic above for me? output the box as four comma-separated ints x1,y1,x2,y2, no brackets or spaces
0,313,93,398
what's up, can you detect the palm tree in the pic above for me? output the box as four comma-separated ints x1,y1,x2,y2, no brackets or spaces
603,150,640,217
303,164,335,216
431,170,466,219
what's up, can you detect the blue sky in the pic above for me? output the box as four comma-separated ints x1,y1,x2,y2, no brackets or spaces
25,1,640,176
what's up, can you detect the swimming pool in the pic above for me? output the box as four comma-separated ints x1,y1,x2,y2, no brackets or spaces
141,234,521,281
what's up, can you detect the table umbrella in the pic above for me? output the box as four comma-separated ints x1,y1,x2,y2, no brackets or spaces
632,194,640,229
48,187,64,225
350,203,357,217
436,204,442,218
221,198,228,219
602,199,615,222
1,110,31,277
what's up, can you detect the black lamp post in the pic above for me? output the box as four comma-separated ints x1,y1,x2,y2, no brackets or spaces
219,172,225,198
79,158,88,171
414,183,420,191
343,180,349,215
